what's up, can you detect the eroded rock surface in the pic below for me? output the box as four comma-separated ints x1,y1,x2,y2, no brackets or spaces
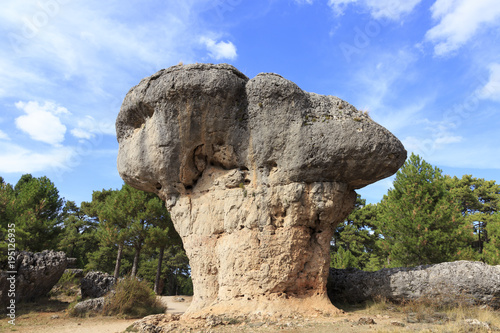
81,271,116,299
329,261,500,308
0,251,68,308
116,63,406,316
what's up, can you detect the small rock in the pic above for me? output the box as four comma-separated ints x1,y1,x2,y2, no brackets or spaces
51,315,60,319
391,321,405,327
463,319,492,330
174,297,185,302
358,317,376,325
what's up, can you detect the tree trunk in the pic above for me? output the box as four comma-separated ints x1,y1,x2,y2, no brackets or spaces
114,242,124,280
154,246,165,295
131,245,141,277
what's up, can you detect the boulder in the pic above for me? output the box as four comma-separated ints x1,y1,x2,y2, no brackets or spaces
81,271,116,299
0,250,68,308
72,297,105,315
329,261,500,308
116,63,406,317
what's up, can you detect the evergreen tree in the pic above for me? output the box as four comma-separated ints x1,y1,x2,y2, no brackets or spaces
0,177,15,262
331,194,379,269
377,154,473,267
484,212,500,264
10,174,64,252
446,175,500,255
145,208,179,294
85,184,171,279
58,201,99,268
330,246,357,269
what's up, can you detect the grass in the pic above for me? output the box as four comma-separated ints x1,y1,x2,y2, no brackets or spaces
102,276,165,319
342,295,500,332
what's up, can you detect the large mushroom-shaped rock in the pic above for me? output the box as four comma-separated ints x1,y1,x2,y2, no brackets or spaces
116,63,406,317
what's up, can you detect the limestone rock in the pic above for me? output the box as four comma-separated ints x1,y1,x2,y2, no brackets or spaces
116,63,406,316
329,261,500,308
0,251,68,309
81,271,116,299
72,297,106,315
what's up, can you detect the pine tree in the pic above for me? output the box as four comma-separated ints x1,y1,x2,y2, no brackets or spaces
0,177,15,263
484,212,500,264
331,194,379,270
58,201,99,268
377,153,473,267
10,174,64,252
85,184,171,279
446,175,500,256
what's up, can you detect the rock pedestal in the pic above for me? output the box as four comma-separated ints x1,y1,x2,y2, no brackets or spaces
116,63,406,317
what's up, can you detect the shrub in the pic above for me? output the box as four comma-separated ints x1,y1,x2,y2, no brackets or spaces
103,276,165,318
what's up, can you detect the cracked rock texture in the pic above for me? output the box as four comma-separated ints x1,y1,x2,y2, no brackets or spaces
116,63,406,316
81,271,116,299
329,261,500,308
0,251,68,309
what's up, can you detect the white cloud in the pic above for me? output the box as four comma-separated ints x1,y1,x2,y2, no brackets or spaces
70,115,115,140
477,63,500,102
0,142,74,174
201,37,237,60
294,0,314,4
426,0,500,56
0,130,10,140
15,101,69,146
328,0,422,20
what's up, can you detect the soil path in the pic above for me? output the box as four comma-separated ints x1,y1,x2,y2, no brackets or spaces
1,296,193,333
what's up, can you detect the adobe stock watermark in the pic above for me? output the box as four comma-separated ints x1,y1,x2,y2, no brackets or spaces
51,118,112,183
211,0,242,20
339,14,392,63
8,0,73,56
412,73,493,158
5,223,17,325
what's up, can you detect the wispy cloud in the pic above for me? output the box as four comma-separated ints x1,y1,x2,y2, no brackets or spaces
0,130,9,141
328,0,422,20
15,101,69,146
294,0,314,4
0,142,74,174
425,0,500,56
477,63,500,102
70,115,115,141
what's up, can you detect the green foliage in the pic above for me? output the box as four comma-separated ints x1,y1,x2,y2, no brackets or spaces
330,246,357,269
51,270,80,297
58,201,99,268
103,276,165,318
138,244,193,296
0,174,64,254
331,195,379,270
446,175,500,258
484,212,500,264
376,154,473,267
86,245,132,274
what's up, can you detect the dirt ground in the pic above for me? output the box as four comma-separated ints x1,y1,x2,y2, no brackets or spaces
0,296,191,333
2,295,499,332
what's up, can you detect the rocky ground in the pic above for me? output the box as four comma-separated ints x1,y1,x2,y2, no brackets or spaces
4,293,497,333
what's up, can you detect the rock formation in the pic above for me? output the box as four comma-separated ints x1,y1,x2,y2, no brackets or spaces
0,251,68,308
72,297,106,315
81,271,116,299
116,63,406,317
329,261,500,308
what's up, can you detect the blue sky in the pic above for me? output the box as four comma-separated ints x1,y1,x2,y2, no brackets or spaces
0,0,499,205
